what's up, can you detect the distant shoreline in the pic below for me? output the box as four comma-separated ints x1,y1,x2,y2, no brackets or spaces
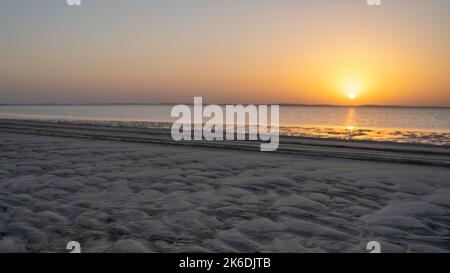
1,103,449,109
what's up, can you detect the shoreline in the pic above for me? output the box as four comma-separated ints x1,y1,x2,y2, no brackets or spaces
1,114,449,145
0,118,449,167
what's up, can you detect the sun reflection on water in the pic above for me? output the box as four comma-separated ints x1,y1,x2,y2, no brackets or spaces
344,108,357,139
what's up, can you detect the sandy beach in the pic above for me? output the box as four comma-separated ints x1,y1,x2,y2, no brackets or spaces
0,119,449,253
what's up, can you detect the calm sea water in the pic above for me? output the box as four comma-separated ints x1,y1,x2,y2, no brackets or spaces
1,105,449,145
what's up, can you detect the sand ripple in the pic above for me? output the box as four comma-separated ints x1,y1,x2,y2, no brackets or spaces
0,132,449,253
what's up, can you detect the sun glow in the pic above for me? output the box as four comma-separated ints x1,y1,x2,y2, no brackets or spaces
342,80,363,101
347,92,357,100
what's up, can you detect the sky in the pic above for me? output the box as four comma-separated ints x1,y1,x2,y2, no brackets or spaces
0,0,449,106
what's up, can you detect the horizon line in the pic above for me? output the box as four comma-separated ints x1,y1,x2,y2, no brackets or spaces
0,102,449,109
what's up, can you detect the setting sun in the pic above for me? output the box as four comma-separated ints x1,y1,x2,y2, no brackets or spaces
342,80,363,101
347,92,358,100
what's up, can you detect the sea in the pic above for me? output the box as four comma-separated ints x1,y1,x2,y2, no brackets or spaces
0,105,449,145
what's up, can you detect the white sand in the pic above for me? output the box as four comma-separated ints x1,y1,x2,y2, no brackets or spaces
0,124,449,253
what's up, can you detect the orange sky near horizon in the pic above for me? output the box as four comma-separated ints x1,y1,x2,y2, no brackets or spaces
0,0,449,106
